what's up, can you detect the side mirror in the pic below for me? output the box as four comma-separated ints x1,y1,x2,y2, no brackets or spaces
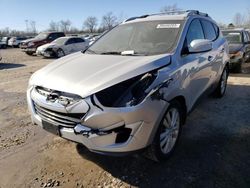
188,39,212,53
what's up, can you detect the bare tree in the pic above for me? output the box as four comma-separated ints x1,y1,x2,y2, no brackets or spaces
117,12,127,23
217,22,227,29
69,27,80,34
233,13,245,27
246,9,250,28
84,16,98,33
30,20,36,34
101,12,118,30
59,19,72,33
48,21,59,31
161,4,181,13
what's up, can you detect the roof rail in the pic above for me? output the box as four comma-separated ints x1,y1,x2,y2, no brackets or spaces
124,10,209,23
186,10,209,17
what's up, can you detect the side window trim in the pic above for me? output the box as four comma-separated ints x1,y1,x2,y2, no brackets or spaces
213,23,220,40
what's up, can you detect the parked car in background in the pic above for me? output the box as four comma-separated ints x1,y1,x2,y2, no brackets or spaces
36,36,89,58
88,31,108,46
27,10,229,161
222,28,250,72
20,32,65,55
8,37,28,47
0,37,10,49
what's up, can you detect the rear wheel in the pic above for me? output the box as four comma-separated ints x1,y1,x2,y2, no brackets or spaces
146,100,183,162
56,49,65,58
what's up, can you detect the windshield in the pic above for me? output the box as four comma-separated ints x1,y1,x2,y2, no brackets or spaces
88,20,183,56
1,37,7,42
222,31,242,44
52,37,68,45
35,33,48,40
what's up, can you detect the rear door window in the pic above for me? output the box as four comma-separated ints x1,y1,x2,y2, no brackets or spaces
74,38,85,43
243,31,249,43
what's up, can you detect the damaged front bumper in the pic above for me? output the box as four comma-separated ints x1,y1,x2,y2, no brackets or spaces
36,49,56,57
27,86,169,154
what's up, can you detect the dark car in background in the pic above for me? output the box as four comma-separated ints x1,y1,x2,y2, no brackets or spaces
222,29,250,72
20,32,65,55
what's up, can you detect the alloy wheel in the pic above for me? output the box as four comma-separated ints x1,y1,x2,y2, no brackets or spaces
160,108,180,154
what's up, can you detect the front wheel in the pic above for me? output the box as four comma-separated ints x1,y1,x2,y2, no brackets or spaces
146,100,183,162
56,49,65,58
214,66,228,98
25,51,34,56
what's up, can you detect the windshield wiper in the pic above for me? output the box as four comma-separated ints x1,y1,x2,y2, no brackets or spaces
121,50,148,56
100,51,147,56
83,49,97,54
100,51,121,55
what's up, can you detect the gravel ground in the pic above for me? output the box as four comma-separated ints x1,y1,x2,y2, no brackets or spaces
0,48,250,188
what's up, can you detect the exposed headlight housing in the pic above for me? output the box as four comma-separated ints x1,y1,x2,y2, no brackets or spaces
28,42,34,47
95,71,157,107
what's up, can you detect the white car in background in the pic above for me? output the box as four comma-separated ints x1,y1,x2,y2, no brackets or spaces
8,37,28,47
36,36,89,58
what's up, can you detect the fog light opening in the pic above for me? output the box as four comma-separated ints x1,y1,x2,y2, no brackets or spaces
115,128,132,143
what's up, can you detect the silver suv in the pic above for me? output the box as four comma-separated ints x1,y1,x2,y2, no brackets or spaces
27,10,229,161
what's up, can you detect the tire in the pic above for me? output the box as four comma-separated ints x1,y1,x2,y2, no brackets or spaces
234,63,242,73
25,51,34,56
145,100,184,162
214,66,228,98
56,49,65,58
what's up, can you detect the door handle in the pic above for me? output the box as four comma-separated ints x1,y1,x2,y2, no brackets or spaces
208,56,213,61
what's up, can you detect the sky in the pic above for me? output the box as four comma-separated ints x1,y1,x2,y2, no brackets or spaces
0,0,249,31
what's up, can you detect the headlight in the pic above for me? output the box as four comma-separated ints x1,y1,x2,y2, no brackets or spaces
28,42,34,47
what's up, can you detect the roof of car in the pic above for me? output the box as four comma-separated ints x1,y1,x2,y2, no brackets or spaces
57,36,82,39
122,10,210,24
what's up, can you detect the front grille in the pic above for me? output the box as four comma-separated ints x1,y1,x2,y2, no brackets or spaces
34,102,84,127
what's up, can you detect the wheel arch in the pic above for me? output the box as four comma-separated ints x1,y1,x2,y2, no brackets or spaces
169,95,187,125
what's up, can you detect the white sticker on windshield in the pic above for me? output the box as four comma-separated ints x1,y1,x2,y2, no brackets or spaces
157,24,180,29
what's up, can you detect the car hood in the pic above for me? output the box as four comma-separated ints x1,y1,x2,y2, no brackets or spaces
229,43,243,54
30,52,171,98
37,43,58,51
22,38,45,44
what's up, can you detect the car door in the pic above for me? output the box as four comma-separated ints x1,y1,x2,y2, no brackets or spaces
181,19,213,108
200,19,223,84
74,38,87,51
64,38,76,55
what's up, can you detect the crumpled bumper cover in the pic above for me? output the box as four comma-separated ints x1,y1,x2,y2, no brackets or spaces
27,86,168,153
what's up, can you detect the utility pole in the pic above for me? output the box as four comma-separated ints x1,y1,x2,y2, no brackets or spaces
25,20,29,33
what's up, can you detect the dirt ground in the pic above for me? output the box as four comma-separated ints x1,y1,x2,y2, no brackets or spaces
0,48,249,188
